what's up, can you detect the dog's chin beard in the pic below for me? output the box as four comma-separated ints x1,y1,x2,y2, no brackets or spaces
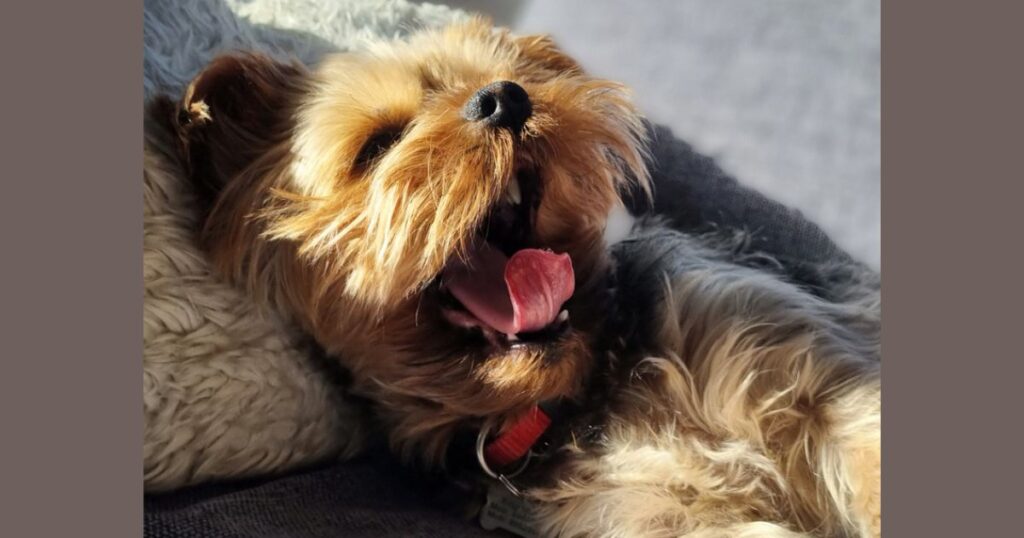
433,166,575,353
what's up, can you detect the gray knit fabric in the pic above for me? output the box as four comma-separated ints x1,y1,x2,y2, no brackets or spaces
145,453,496,538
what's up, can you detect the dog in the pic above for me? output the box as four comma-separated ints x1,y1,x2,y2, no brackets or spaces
161,18,881,537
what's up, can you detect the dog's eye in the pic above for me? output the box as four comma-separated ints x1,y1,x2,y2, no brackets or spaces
355,126,404,170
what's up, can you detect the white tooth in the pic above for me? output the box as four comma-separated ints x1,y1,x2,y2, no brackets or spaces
507,334,519,342
507,176,522,205
557,310,569,322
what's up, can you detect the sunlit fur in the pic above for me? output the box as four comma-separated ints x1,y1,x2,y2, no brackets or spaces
168,18,880,537
529,227,881,537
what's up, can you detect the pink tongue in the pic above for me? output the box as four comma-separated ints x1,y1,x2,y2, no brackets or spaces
445,242,575,335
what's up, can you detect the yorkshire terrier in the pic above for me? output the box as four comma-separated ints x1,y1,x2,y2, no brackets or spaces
163,18,881,537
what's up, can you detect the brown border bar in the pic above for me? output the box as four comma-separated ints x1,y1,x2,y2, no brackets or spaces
884,1,1024,536
0,1,143,537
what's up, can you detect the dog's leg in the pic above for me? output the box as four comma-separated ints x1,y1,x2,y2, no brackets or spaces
531,362,879,537
818,383,881,537
530,253,880,537
646,266,881,537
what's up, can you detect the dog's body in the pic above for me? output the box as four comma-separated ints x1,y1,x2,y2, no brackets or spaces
521,226,880,537
161,19,881,537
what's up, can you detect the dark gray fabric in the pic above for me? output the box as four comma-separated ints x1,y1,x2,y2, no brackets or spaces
145,453,496,538
630,124,874,303
144,125,873,537
637,124,850,266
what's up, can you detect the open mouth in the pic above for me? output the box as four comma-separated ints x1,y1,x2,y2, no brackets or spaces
438,168,574,348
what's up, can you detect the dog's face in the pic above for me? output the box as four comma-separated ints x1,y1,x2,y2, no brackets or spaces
179,18,648,460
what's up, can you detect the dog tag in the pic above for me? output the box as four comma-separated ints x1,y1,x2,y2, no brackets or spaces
479,481,543,538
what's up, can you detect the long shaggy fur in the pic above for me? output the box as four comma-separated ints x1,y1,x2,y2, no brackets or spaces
142,0,465,491
171,19,650,465
528,227,880,537
160,17,881,537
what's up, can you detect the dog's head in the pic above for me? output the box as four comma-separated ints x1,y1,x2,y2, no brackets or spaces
176,18,649,462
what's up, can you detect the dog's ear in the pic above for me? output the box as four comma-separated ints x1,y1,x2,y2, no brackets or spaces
515,34,583,76
175,53,309,206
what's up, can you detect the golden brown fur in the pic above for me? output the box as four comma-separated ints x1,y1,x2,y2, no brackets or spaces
164,18,880,537
528,228,880,537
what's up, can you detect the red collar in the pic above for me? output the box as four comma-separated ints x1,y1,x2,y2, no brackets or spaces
483,405,553,468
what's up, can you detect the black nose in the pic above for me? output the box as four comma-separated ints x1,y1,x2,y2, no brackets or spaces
462,81,532,131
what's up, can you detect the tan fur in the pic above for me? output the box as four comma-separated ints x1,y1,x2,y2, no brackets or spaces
530,267,881,537
169,18,880,537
